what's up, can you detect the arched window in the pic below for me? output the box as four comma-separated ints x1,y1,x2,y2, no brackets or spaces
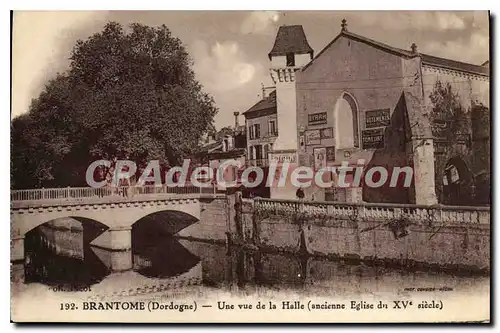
334,93,359,149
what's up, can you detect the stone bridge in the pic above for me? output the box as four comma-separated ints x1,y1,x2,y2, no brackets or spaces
11,185,491,281
11,185,224,275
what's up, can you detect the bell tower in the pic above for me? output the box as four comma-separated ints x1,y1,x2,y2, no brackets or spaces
268,25,314,151
268,25,314,199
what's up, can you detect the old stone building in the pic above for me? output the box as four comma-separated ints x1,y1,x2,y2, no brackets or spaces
197,112,247,190
242,21,489,205
243,89,278,168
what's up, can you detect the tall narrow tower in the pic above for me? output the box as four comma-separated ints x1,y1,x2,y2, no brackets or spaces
268,25,314,199
268,25,314,151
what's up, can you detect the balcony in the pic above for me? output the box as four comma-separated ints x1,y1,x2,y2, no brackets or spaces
246,159,270,167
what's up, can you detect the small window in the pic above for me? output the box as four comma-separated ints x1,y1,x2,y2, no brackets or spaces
286,53,295,67
255,145,263,160
254,124,261,139
226,136,233,150
263,144,269,160
249,125,255,140
269,119,278,136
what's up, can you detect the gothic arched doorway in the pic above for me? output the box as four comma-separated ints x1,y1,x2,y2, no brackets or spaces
334,93,359,149
442,156,474,205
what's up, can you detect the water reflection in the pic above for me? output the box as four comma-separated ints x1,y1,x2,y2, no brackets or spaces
23,220,488,296
132,226,200,278
178,240,488,296
25,224,109,288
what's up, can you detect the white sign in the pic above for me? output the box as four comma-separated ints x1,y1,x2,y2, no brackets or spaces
313,147,327,170
305,130,321,145
270,153,297,164
450,166,459,183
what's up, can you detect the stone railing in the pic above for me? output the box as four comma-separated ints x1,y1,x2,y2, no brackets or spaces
253,198,490,225
11,185,217,203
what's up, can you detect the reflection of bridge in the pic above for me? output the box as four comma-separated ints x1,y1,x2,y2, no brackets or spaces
11,185,221,278
11,185,492,282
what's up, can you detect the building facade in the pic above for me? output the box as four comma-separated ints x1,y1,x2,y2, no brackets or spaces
295,21,489,205
241,20,489,205
198,112,247,191
243,90,278,168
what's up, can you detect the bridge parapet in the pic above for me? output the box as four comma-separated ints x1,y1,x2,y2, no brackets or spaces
11,185,218,209
253,198,490,225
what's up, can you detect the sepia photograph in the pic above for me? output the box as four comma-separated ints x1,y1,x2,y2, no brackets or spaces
10,10,490,323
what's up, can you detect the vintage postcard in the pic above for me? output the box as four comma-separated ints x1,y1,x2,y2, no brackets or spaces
10,10,490,323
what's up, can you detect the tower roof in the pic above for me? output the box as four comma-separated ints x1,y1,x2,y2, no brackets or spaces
268,25,313,60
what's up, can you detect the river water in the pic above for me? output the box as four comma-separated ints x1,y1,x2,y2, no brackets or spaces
16,219,489,301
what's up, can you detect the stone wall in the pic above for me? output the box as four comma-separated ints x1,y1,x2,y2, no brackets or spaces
176,197,229,242
421,66,489,110
304,217,489,271
237,198,490,273
36,218,84,259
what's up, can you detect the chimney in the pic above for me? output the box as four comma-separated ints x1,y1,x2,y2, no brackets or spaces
233,111,240,128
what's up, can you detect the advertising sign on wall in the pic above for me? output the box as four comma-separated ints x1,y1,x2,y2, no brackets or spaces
270,152,297,164
320,127,333,139
362,128,385,149
299,134,305,149
365,109,390,128
308,112,328,126
313,147,327,170
305,129,321,145
326,146,335,162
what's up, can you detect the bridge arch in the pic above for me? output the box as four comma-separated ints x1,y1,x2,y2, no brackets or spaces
131,210,201,278
110,200,202,229
23,216,111,286
12,211,112,239
132,210,199,235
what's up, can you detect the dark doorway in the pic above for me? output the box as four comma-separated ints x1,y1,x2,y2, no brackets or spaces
442,157,474,205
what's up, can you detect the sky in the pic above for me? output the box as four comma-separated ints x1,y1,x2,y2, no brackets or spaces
12,11,489,129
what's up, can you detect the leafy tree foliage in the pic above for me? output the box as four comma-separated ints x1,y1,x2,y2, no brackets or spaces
429,80,469,141
429,81,473,205
12,22,217,189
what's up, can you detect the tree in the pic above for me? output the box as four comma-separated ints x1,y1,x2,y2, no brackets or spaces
429,81,469,141
11,22,217,189
429,81,472,204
